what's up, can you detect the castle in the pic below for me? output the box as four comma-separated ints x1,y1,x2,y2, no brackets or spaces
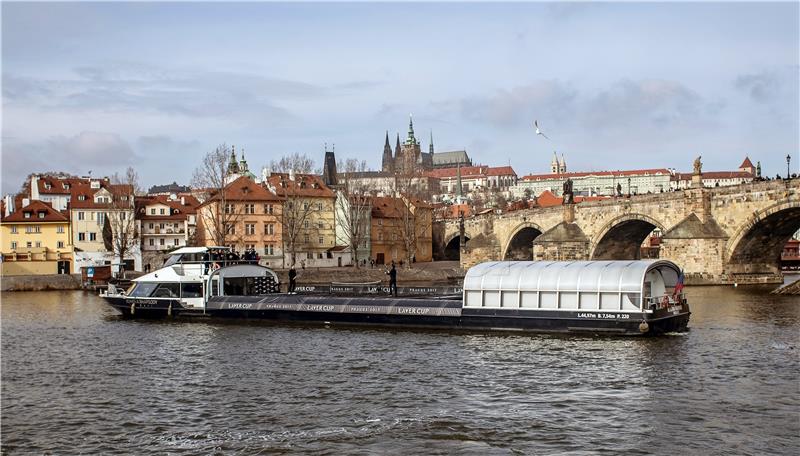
381,115,472,174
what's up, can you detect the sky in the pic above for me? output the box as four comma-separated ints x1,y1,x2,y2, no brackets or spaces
2,1,798,194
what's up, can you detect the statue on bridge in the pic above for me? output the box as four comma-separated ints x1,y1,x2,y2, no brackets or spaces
616,182,622,197
693,155,703,174
562,178,574,205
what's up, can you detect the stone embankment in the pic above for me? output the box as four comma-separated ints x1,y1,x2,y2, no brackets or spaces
771,277,800,295
2,274,82,292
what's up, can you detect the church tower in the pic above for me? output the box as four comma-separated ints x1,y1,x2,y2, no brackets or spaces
381,131,394,173
399,114,422,173
228,145,241,175
429,130,434,155
551,152,559,174
559,153,567,174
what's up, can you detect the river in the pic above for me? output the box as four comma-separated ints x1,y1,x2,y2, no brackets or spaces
1,285,798,455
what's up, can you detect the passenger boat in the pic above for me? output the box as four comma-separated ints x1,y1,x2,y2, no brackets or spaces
101,247,690,335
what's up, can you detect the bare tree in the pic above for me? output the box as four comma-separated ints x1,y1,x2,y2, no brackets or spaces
270,152,317,174
391,166,433,268
192,144,241,247
335,158,372,268
108,166,140,271
266,153,325,267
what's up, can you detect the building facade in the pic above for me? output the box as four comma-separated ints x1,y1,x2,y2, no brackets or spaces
370,196,433,265
1,200,73,275
196,176,284,267
137,193,200,270
512,168,673,198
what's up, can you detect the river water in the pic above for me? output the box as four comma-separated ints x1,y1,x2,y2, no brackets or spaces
2,285,798,455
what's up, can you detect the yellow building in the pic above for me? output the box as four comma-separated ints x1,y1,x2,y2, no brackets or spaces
1,200,73,275
265,172,338,267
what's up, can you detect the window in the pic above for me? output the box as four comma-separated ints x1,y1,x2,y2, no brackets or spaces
265,223,274,235
149,239,154,246
304,220,310,228
159,238,165,246
318,236,324,244
303,202,309,210
378,232,383,241
38,212,46,219
97,213,105,225
307,252,313,259
78,212,85,221
181,283,203,298
25,226,32,234
78,232,85,241
121,212,126,220
224,203,234,214
57,226,64,233
10,226,17,234
304,234,309,243
160,223,165,229
317,202,323,211
245,223,255,235
23,212,31,219
160,208,165,215
35,241,42,248
264,204,274,214
150,208,156,215
89,232,97,241
78,195,86,201
245,244,255,251
174,239,179,246
318,221,324,229
11,241,17,249
149,223,154,229
264,244,274,255
225,224,235,235
244,204,255,214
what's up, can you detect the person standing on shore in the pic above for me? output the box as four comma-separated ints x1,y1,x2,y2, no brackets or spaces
288,265,297,294
387,262,397,296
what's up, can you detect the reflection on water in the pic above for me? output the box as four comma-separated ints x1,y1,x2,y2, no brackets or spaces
1,287,798,454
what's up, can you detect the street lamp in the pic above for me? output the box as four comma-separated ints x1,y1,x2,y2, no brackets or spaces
787,154,792,180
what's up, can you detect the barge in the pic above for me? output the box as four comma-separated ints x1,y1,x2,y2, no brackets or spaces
101,247,690,335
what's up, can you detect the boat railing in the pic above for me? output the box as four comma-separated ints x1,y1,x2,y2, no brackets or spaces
170,259,261,276
644,293,685,311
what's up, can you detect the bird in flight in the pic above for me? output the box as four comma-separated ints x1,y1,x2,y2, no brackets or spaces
534,120,550,140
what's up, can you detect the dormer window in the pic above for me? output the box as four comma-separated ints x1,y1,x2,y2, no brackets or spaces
44,183,52,189
63,183,70,189
24,212,31,218
78,195,86,201
38,212,46,218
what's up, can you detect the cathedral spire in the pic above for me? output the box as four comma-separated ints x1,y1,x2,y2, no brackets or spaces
429,130,434,154
456,163,463,198
395,133,401,158
406,113,417,145
382,131,393,173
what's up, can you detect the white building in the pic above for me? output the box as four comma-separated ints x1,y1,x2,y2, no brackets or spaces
136,193,200,270
512,168,673,198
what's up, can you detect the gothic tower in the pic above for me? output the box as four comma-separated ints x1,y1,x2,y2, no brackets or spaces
381,131,394,173
551,152,559,174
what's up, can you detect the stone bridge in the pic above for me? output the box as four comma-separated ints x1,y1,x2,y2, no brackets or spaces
433,179,800,284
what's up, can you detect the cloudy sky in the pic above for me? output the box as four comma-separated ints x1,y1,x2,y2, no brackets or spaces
2,1,798,194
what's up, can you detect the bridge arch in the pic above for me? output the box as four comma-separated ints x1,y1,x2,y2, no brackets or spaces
443,232,471,261
590,213,667,260
725,201,800,267
502,222,544,260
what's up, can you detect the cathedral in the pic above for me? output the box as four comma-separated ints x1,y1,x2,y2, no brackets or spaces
381,115,472,174
550,152,567,174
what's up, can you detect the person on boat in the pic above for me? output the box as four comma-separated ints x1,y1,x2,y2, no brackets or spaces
201,251,210,274
288,265,297,294
387,262,397,296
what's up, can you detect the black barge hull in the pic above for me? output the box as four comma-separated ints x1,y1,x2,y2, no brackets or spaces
103,294,690,336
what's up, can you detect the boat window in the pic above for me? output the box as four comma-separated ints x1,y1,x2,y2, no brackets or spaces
129,282,159,297
181,283,203,298
163,254,183,267
222,276,279,296
152,283,180,298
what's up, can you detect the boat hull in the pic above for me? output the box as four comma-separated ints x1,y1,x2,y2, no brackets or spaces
102,294,690,336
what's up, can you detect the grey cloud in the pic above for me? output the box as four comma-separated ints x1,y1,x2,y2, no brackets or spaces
734,69,794,103
1,132,139,194
583,79,711,129
433,80,578,128
2,63,324,122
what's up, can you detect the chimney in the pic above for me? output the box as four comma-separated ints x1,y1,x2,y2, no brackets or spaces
181,196,185,205
22,197,30,207
289,169,295,181
4,195,13,217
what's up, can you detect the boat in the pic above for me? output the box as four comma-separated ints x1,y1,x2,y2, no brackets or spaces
101,247,690,335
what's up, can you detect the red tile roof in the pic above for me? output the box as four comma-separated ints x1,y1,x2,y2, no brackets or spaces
485,166,517,176
523,169,671,180
36,176,90,195
533,190,610,207
739,157,754,169
136,194,202,220
201,176,282,206
2,200,69,223
266,173,335,198
672,171,753,181
68,182,134,209
424,166,487,179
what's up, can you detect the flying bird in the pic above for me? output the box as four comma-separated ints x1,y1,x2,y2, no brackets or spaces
534,120,550,140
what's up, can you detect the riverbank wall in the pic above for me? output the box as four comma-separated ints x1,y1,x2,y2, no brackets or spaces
1,274,82,292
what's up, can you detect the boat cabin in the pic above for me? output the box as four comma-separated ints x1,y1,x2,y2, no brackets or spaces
462,260,683,312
